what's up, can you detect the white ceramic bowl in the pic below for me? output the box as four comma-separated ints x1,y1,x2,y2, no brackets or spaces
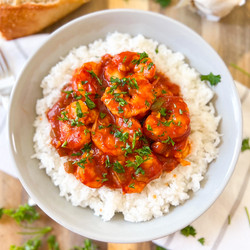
8,9,242,243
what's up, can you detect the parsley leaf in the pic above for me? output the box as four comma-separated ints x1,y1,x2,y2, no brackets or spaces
76,101,84,118
0,204,40,224
113,161,125,173
241,138,250,152
200,72,221,86
100,112,106,119
47,235,60,250
86,70,102,86
198,237,205,245
10,238,41,250
84,92,96,110
159,107,167,117
180,225,196,237
155,0,171,8
72,239,97,250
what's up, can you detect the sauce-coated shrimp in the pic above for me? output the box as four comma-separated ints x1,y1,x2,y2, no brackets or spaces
91,115,142,156
103,51,156,82
143,96,190,142
122,151,163,193
74,147,107,188
55,100,98,150
71,62,101,97
101,74,155,118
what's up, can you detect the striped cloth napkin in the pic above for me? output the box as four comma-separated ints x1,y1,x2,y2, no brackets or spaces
0,35,249,249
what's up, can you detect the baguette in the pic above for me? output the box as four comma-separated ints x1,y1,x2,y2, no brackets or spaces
0,0,89,40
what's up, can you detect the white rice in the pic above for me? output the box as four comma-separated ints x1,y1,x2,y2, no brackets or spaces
33,32,220,222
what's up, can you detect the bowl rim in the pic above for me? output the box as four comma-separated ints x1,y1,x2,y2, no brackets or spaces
8,8,242,243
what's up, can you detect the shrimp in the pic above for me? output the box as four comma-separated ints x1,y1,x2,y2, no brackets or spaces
122,150,163,193
56,100,98,150
91,115,142,156
103,51,156,83
65,100,98,125
101,74,155,118
143,96,190,142
74,148,107,188
71,61,101,97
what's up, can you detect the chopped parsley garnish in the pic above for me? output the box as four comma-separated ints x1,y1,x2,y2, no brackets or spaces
159,107,167,117
118,106,124,113
162,89,167,94
99,112,106,119
73,158,88,169
155,47,159,54
145,100,150,107
47,235,60,250
0,204,40,224
62,90,73,99
70,117,85,127
82,143,92,153
122,143,133,156
128,183,135,189
127,121,133,127
180,225,196,237
155,0,171,8
198,237,205,245
162,136,175,146
135,167,145,175
84,129,90,135
114,130,129,143
74,94,82,100
122,56,127,63
135,146,151,157
126,155,148,175
105,155,111,168
81,80,88,85
241,138,250,152
84,92,96,109
76,101,84,118
113,161,125,173
86,70,102,85
131,52,149,65
179,109,183,115
147,62,154,70
161,119,174,127
58,111,69,122
61,141,68,148
200,72,221,86
101,173,108,183
114,97,128,106
113,91,128,97
147,124,153,131
10,238,41,250
132,129,142,149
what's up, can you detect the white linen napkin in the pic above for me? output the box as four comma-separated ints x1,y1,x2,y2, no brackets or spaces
0,35,249,249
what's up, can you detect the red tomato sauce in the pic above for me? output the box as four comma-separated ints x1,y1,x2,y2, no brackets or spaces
47,51,191,194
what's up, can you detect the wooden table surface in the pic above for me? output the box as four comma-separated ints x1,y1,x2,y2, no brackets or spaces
0,0,249,249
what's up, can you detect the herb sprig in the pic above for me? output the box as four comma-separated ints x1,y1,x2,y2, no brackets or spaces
200,72,221,86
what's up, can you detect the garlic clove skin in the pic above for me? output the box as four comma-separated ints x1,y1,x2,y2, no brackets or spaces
177,0,246,21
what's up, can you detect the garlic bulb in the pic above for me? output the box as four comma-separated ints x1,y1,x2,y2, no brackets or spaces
177,0,246,21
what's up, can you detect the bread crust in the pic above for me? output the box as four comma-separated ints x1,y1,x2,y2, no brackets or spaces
0,0,89,40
